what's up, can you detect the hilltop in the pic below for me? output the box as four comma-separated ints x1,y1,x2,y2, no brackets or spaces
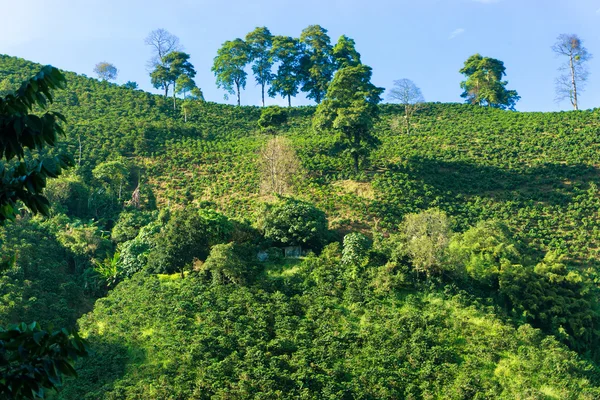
1,55,600,398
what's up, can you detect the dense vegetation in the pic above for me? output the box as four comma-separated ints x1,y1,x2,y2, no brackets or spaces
1,54,600,398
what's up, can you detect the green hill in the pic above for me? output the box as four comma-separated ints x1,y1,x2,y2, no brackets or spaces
2,55,600,398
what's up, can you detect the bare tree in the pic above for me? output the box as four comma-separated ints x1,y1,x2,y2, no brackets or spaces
388,79,424,134
94,62,118,81
552,34,592,110
145,28,181,68
259,137,302,196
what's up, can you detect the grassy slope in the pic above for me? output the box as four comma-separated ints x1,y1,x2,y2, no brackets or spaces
3,55,600,397
3,55,600,273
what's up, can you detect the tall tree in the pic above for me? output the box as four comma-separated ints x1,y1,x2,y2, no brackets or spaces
150,51,196,109
313,64,384,173
388,79,425,134
246,27,274,107
144,28,181,68
269,36,302,106
552,34,592,110
332,35,361,69
299,25,335,104
93,62,118,81
459,54,520,110
212,39,250,106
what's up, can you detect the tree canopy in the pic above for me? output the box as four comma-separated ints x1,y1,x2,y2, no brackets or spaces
459,54,520,110
212,39,250,106
313,64,384,172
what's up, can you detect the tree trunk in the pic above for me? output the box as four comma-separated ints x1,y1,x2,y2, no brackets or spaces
173,81,177,110
236,81,241,106
570,53,578,110
261,84,265,107
405,105,410,135
288,94,291,107
164,84,169,98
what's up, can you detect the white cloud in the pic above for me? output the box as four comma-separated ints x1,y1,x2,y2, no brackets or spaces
449,28,466,40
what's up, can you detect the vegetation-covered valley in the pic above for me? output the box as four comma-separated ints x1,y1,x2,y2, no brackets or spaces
2,52,600,398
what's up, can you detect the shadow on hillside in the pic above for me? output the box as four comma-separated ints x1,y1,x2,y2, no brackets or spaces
57,336,145,399
397,158,599,206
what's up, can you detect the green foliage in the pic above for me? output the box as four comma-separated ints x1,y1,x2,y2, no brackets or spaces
121,81,138,90
313,64,384,172
260,198,328,250
200,242,256,285
212,39,250,106
449,220,521,285
269,36,302,106
2,56,600,398
151,51,196,109
147,207,233,275
110,210,155,243
341,232,370,267
56,262,600,399
257,105,287,133
401,208,453,276
332,35,361,68
93,252,120,287
246,27,274,106
499,252,599,354
460,54,520,110
92,160,129,201
0,322,88,399
299,25,335,104
0,65,73,223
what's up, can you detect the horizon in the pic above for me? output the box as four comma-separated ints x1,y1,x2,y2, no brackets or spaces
1,0,599,111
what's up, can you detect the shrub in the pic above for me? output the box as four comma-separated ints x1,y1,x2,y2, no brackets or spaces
260,198,328,251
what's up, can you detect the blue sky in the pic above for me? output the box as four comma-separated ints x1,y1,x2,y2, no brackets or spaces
1,0,599,111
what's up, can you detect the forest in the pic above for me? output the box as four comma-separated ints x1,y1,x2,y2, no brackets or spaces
1,48,600,399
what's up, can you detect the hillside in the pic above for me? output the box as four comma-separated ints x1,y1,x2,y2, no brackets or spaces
2,55,600,398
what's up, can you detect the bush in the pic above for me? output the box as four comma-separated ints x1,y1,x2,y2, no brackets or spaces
260,198,328,251
200,243,253,285
147,207,233,275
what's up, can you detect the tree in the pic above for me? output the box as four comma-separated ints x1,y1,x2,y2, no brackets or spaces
258,136,301,196
459,54,520,110
212,39,250,106
93,62,118,81
147,208,233,277
332,35,361,69
388,79,425,134
200,242,249,285
122,81,138,90
260,198,328,250
150,51,196,109
313,64,384,173
269,36,302,106
257,105,288,134
448,220,520,286
299,25,335,104
0,67,87,398
246,27,274,107
401,208,452,277
92,160,129,201
144,28,181,69
552,34,592,110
